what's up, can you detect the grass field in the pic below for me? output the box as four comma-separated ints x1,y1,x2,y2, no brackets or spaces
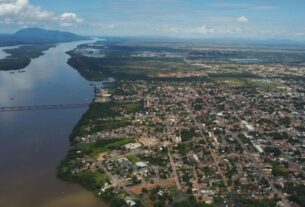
127,154,141,164
214,77,281,91
90,138,135,158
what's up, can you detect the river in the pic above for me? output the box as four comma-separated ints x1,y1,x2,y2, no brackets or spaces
0,41,107,207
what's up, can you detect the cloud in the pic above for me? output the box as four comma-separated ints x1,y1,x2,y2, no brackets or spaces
60,12,83,27
295,32,304,37
0,0,52,20
0,0,28,16
237,16,249,23
108,24,116,29
191,25,215,34
93,23,117,30
0,0,83,27
154,25,215,36
169,27,178,33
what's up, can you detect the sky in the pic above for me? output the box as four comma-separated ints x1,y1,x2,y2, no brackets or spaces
0,0,305,40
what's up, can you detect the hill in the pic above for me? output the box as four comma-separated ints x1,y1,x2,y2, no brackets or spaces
14,28,89,43
0,28,90,46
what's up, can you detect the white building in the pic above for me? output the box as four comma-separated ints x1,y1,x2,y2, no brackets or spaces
124,143,142,150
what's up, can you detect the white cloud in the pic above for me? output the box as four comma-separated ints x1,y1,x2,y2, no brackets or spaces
0,0,28,16
59,12,83,27
0,0,83,27
237,16,249,23
92,23,118,30
169,27,178,33
194,25,215,34
154,25,215,36
108,24,116,29
0,0,51,20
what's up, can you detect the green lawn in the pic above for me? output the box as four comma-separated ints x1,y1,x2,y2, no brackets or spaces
91,138,135,158
127,154,141,164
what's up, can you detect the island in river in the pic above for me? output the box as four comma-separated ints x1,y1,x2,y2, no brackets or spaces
0,44,55,70
0,28,89,71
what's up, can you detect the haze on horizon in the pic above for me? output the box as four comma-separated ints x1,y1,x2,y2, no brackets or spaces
0,0,305,41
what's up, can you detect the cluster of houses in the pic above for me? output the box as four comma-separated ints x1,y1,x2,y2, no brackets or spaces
73,77,304,206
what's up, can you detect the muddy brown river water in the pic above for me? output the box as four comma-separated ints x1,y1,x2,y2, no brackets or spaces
0,41,107,207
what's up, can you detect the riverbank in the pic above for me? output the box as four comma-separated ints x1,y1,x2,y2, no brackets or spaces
0,44,55,71
57,81,144,207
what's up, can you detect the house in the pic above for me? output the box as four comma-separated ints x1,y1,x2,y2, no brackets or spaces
124,143,142,150
125,197,136,206
135,161,147,168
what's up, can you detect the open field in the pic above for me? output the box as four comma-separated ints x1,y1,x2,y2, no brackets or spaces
66,39,305,81
129,178,177,195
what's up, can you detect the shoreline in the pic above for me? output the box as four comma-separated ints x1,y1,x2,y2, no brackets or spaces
57,78,135,207
0,44,55,71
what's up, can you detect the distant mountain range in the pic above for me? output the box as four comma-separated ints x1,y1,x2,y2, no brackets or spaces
0,28,90,46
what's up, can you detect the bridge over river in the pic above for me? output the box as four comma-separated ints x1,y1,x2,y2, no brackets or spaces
0,103,89,112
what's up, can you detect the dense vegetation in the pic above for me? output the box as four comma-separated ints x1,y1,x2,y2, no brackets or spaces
67,54,191,81
66,39,305,81
0,44,54,70
181,128,198,142
57,140,135,206
285,183,305,206
57,99,144,207
71,101,143,138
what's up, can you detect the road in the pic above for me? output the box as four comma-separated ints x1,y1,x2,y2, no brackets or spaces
168,149,182,190
161,102,182,190
187,102,229,190
193,165,201,201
